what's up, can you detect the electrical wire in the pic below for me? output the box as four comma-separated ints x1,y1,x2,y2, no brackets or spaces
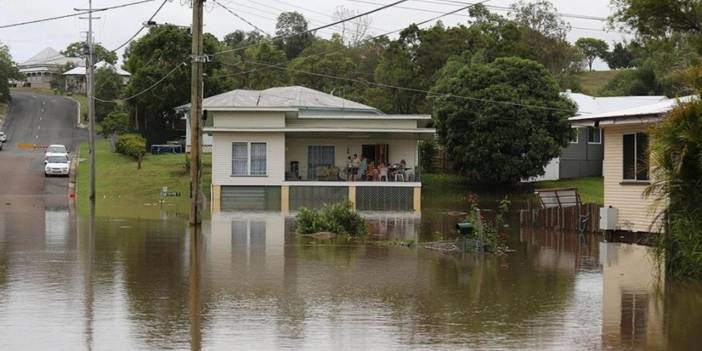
95,62,186,102
110,0,169,52
0,0,155,29
213,0,410,56
212,0,271,36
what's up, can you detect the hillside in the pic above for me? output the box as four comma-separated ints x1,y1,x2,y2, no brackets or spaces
576,70,619,96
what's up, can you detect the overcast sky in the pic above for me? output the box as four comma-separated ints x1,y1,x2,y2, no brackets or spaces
0,0,631,70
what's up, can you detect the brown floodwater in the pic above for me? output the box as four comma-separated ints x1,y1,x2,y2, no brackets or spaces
1,197,702,350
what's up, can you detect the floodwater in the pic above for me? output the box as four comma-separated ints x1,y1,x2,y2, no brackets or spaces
1,198,702,350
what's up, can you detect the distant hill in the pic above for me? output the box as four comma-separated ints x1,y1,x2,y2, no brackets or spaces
576,70,619,96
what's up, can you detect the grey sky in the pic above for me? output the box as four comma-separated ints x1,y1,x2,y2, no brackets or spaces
1,0,630,69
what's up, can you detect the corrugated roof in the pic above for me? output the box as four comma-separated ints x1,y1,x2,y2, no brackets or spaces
186,86,381,114
569,95,697,122
563,92,668,116
20,47,83,68
63,61,130,76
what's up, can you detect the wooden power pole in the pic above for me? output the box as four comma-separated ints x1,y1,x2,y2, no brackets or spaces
189,0,205,225
77,0,98,203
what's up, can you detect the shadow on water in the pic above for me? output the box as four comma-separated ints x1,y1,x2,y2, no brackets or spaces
1,194,702,349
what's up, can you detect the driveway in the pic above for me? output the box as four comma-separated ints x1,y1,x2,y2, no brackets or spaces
0,91,87,198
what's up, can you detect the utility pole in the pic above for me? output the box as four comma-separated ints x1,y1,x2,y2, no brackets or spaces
189,0,205,225
77,0,98,203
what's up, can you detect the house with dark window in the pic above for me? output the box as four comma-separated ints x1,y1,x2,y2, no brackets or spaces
570,96,696,233
527,92,667,182
179,86,434,213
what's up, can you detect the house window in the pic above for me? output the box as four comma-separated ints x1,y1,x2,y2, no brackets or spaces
232,142,267,176
623,133,649,181
570,128,580,144
587,127,602,144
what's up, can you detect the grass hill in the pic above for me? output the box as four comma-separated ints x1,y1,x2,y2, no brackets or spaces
576,70,619,96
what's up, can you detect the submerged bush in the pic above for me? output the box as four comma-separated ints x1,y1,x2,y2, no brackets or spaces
296,201,368,236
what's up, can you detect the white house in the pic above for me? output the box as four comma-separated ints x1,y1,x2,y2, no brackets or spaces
17,47,83,89
181,86,435,213
526,92,667,182
570,95,696,233
62,60,131,93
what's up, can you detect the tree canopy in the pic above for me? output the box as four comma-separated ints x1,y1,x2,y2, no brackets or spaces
575,37,609,71
274,11,314,59
94,67,123,122
432,57,576,183
62,41,118,64
0,42,21,103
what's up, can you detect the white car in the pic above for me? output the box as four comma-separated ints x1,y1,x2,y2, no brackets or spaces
45,155,70,177
45,144,69,159
0,131,7,142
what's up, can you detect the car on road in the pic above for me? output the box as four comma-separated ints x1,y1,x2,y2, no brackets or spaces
0,131,7,142
45,144,69,159
44,155,70,177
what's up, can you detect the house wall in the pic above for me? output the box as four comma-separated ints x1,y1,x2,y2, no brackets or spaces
286,118,417,129
211,132,285,186
285,137,418,180
603,124,660,232
213,111,285,128
559,128,604,178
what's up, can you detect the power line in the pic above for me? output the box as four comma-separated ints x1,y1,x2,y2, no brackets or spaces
95,62,186,102
213,0,271,36
110,0,169,52
408,0,609,22
0,0,155,29
213,0,410,56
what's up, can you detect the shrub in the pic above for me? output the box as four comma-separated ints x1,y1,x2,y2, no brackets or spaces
419,139,437,173
296,201,368,236
115,133,146,168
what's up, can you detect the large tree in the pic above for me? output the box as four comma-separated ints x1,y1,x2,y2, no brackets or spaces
432,57,576,183
611,0,702,37
123,25,226,144
606,42,634,69
274,11,314,60
575,37,609,71
0,42,21,103
62,41,118,64
242,42,289,89
94,67,123,122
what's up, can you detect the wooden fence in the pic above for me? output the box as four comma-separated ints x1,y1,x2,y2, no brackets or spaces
519,201,600,233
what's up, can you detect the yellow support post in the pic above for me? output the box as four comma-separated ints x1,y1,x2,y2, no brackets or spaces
281,185,290,214
348,185,357,210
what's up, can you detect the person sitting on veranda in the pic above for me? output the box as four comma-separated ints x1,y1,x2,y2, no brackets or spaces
378,162,389,181
366,161,379,181
350,154,361,180
359,156,368,181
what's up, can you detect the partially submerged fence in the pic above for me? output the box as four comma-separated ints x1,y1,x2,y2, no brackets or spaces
519,188,600,233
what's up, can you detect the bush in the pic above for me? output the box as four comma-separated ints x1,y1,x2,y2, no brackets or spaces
115,133,146,168
419,139,437,173
296,201,368,236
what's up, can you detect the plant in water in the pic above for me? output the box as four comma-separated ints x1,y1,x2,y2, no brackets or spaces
461,193,511,253
644,71,702,278
296,201,368,236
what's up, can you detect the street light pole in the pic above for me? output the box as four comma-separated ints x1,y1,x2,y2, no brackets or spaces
189,0,205,226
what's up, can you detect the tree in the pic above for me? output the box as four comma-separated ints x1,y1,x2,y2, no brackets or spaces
432,57,576,184
575,37,609,71
242,42,289,89
0,42,21,103
509,0,570,39
62,41,117,64
94,67,123,122
101,108,130,151
606,42,634,69
123,25,226,144
611,0,702,37
332,6,372,47
274,11,314,59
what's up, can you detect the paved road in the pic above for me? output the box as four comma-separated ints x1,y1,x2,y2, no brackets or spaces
0,91,86,198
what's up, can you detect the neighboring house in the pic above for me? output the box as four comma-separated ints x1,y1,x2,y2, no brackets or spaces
179,86,435,213
570,96,696,233
17,48,83,89
62,61,131,93
527,91,667,182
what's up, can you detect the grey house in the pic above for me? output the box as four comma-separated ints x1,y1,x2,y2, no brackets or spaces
527,92,667,182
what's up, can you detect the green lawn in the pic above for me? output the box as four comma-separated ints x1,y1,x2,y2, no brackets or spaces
76,139,211,217
533,176,604,204
577,70,618,96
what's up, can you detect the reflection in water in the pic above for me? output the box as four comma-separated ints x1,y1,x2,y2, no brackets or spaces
1,206,702,349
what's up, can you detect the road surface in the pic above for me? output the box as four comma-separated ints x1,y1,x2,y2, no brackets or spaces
0,91,86,199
